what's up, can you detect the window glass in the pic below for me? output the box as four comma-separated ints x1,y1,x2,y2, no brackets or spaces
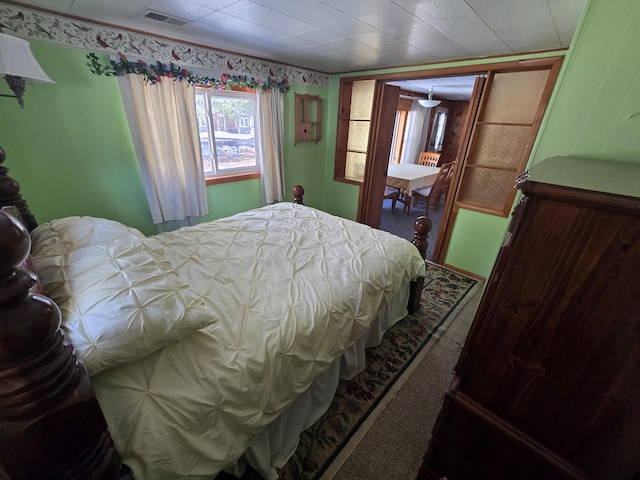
343,80,375,183
195,88,259,178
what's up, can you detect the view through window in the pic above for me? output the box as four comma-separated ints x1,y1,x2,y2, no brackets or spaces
195,88,259,178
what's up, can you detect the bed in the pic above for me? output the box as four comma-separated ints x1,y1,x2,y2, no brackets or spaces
0,177,430,480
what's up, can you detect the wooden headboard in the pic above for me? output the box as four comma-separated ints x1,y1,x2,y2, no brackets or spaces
0,147,37,232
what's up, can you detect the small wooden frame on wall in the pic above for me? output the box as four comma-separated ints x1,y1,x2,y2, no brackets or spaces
295,93,322,145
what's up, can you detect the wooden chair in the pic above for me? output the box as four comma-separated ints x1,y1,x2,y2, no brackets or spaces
418,152,440,167
383,186,400,213
438,161,457,205
410,161,456,216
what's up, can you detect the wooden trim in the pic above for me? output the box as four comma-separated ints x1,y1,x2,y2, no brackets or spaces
339,55,566,83
435,56,564,261
454,201,510,217
205,171,260,186
440,263,486,282
520,181,640,217
451,392,591,480
463,163,520,172
357,82,400,227
334,79,354,181
433,76,486,263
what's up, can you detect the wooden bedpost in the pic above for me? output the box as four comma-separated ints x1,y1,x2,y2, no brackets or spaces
411,216,431,259
292,185,305,204
407,216,431,314
0,146,38,232
0,211,125,480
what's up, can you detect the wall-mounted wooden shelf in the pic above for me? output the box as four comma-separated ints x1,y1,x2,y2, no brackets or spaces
295,93,322,145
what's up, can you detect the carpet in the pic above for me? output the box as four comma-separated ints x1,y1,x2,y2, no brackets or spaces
379,199,444,261
276,262,478,480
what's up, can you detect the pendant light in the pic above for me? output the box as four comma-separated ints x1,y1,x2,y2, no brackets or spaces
418,87,441,108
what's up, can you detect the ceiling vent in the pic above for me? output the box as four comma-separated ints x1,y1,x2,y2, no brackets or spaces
141,10,189,26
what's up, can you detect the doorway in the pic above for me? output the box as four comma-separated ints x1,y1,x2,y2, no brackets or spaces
380,75,478,259
333,57,563,267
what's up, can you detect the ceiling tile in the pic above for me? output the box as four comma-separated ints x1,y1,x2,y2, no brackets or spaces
10,0,588,74
282,3,353,28
407,0,478,23
324,18,381,37
147,0,214,21
66,0,153,20
368,5,420,25
319,0,391,18
185,0,238,9
16,0,75,9
290,28,342,44
216,0,284,23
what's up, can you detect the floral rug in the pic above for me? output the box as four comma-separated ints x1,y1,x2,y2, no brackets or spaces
275,261,478,480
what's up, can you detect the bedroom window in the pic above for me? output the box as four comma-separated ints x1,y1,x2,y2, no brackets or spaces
195,88,260,183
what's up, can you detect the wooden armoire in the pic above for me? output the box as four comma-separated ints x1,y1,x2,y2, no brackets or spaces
418,156,640,480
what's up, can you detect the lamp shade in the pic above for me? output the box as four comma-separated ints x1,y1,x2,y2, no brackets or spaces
418,99,441,108
418,87,440,108
0,33,54,83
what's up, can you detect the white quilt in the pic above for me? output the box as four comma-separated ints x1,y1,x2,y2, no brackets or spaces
32,203,425,480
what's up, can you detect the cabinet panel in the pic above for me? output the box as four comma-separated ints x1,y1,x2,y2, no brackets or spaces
420,157,640,480
422,403,572,480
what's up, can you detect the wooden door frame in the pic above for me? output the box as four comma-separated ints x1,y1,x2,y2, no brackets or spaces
351,56,564,262
433,57,564,265
431,75,485,262
358,82,400,227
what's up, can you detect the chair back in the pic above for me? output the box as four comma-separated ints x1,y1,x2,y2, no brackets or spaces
442,161,456,191
432,161,455,195
418,152,440,167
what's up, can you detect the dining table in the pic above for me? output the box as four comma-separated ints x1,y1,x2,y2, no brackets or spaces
386,163,440,213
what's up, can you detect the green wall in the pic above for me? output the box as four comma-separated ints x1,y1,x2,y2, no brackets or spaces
282,84,328,209
0,43,329,235
322,0,640,278
0,44,155,233
530,0,640,165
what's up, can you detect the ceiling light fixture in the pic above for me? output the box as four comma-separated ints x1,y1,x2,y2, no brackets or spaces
418,87,441,108
0,32,55,108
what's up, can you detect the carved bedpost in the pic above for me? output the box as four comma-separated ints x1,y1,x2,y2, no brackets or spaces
407,216,431,314
411,216,432,260
0,146,38,231
292,185,305,204
0,211,124,480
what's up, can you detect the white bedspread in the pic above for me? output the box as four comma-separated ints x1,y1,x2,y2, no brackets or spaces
69,203,425,479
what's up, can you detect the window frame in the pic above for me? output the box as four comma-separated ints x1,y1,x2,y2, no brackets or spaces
195,87,261,186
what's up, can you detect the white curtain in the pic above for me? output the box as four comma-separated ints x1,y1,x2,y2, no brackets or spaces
256,89,285,204
400,101,430,164
118,74,208,231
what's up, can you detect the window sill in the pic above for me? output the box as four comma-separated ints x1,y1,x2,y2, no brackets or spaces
334,176,363,186
205,171,260,186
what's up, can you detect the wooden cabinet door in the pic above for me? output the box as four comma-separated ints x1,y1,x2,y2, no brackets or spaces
423,174,640,480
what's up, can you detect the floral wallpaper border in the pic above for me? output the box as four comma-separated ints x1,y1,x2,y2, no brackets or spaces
0,3,329,88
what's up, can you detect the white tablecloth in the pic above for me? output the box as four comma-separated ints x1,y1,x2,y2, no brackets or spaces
387,164,440,195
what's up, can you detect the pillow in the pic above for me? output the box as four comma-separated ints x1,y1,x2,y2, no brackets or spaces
31,216,146,257
31,235,214,375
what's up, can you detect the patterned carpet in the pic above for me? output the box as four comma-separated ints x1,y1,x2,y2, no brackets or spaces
277,262,477,480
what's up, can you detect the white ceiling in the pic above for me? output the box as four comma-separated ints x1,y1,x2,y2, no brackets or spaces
389,75,482,100
13,0,587,76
